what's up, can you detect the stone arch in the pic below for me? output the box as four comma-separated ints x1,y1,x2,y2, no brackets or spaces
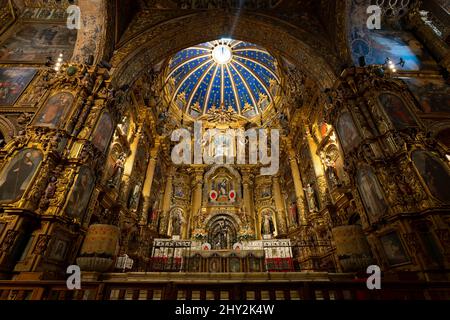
110,10,339,89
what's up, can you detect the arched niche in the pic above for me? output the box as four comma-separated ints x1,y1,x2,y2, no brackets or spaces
258,207,277,238
206,214,239,250
168,207,185,238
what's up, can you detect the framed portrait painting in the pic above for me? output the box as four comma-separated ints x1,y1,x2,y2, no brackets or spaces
65,167,96,219
0,22,77,63
336,112,361,153
412,151,450,203
380,232,410,266
356,167,388,223
48,238,69,262
33,92,74,128
0,68,37,105
378,93,417,130
91,112,114,153
0,149,43,203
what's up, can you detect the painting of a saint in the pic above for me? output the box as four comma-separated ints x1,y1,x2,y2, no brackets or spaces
65,167,96,219
380,232,410,266
173,185,185,198
91,112,114,153
0,23,77,63
261,186,272,198
412,151,450,203
33,92,74,128
0,68,37,105
356,167,388,223
378,93,417,130
336,112,361,153
0,149,43,202
49,239,68,261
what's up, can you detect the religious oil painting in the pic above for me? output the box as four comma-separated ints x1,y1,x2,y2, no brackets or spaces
48,238,69,262
401,77,450,113
91,112,114,153
378,93,417,130
0,23,77,63
412,151,450,204
380,232,410,266
336,112,361,153
0,149,43,203
33,92,74,128
65,167,96,219
356,167,388,223
0,68,37,105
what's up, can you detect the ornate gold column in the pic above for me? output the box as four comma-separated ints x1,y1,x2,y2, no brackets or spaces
189,167,204,238
272,176,287,236
160,167,175,234
242,169,256,235
140,140,160,225
287,143,307,224
306,131,328,209
120,128,141,203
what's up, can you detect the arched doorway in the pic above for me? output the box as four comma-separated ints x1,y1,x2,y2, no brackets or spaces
207,214,238,250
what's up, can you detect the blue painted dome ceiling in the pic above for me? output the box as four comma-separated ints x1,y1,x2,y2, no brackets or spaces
164,39,282,119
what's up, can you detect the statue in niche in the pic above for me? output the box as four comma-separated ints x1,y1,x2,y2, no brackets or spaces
170,209,184,237
216,219,228,249
108,153,126,188
304,184,319,212
128,183,141,211
289,202,298,226
218,179,228,197
149,201,159,225
261,210,275,236
324,156,340,187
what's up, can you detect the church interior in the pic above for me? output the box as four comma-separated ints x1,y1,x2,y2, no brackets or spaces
0,0,449,300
